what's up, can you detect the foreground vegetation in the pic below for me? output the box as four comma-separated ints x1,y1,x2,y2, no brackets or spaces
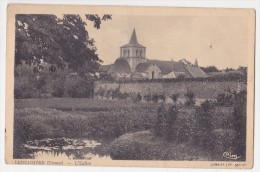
15,98,154,111
14,98,157,159
14,91,246,160
110,91,246,161
14,99,157,146
110,130,212,160
14,106,156,142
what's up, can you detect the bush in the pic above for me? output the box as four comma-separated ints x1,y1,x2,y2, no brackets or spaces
30,75,48,97
201,100,215,113
216,93,234,106
212,129,236,159
195,100,215,150
185,90,195,106
95,87,105,98
135,93,142,102
14,74,50,99
143,93,152,102
110,130,212,160
110,131,153,160
164,105,179,141
14,66,73,99
209,71,245,81
104,89,112,99
153,103,179,141
154,103,167,137
158,94,166,102
119,92,129,100
64,75,94,98
232,90,247,160
111,86,121,99
176,123,190,143
14,77,36,99
171,93,179,103
201,66,219,73
50,76,65,97
152,93,158,103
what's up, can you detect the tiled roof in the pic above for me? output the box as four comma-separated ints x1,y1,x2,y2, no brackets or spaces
147,60,187,74
103,58,207,78
108,58,131,74
185,66,208,78
135,63,152,73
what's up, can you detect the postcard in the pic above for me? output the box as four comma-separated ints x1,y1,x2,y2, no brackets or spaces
5,4,255,168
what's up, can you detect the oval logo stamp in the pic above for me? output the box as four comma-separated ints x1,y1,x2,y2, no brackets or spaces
223,151,241,160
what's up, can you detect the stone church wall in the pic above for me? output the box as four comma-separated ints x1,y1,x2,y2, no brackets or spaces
94,80,246,99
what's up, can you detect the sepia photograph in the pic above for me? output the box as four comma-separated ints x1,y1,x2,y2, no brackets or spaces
5,4,255,168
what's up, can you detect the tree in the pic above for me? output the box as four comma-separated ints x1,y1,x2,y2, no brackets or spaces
144,93,152,102
195,100,215,150
136,93,142,102
64,74,94,98
15,14,112,75
95,87,106,98
85,14,112,29
98,69,114,81
185,90,195,106
237,66,247,76
158,94,166,102
201,66,219,73
224,68,235,72
154,102,167,137
165,105,179,141
152,93,158,103
171,93,179,103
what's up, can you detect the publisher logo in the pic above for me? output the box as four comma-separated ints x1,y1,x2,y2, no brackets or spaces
223,151,241,160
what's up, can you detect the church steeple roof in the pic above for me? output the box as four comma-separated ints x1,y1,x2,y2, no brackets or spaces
129,28,138,44
121,28,145,48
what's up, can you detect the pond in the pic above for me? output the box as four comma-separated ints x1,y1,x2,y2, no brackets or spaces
15,137,112,160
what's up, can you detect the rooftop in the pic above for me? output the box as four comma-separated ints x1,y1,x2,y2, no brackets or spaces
121,29,145,48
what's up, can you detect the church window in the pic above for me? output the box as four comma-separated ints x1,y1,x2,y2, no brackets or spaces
140,50,143,57
127,49,130,57
136,50,139,57
124,49,126,57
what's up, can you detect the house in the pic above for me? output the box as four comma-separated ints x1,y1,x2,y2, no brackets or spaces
103,29,207,80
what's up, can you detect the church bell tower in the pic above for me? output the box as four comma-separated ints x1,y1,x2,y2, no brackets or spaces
119,29,146,72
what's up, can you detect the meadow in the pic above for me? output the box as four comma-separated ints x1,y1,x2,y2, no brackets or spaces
15,98,232,140
15,98,156,111
14,98,160,159
14,97,239,160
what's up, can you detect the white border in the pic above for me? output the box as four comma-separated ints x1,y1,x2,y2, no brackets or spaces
0,0,259,172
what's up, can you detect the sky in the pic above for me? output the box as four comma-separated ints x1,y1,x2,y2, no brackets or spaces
84,14,249,69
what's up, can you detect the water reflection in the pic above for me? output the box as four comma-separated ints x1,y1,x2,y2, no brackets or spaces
16,138,111,160
31,150,111,160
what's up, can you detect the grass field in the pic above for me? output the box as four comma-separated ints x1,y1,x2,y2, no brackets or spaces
14,98,160,142
14,98,235,160
14,98,233,140
14,98,161,159
15,98,157,111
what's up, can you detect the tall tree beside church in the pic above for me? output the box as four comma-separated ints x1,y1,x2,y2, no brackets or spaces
15,14,112,75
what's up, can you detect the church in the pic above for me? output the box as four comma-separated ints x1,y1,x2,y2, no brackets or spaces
103,29,207,80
